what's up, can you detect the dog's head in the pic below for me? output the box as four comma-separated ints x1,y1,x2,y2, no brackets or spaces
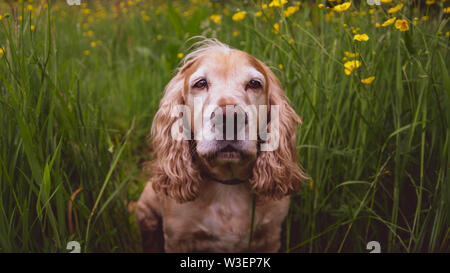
149,39,307,202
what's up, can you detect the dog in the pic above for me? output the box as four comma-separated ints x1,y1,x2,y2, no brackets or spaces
136,38,307,252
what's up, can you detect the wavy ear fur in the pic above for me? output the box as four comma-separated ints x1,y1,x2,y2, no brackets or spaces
149,63,203,203
249,64,308,200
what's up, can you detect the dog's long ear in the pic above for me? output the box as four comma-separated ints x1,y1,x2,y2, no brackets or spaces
149,61,203,203
249,62,308,200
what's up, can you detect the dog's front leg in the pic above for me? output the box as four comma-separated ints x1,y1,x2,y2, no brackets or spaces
136,184,165,252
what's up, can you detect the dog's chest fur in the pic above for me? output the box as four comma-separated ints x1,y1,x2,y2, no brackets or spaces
161,182,290,252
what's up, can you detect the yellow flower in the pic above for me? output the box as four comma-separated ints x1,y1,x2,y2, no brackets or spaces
344,60,361,75
446,31,450,38
318,4,324,9
83,50,90,56
273,23,280,34
361,76,375,85
422,16,429,21
233,31,239,37
269,0,288,8
381,17,396,27
82,8,91,15
30,25,35,31
381,0,392,3
283,6,300,17
353,33,369,42
156,34,163,40
395,19,409,31
262,4,268,9
334,2,352,12
344,51,359,58
444,7,450,13
425,0,435,4
278,64,284,70
0,47,4,55
0,15,2,20
177,53,184,59
232,11,247,21
209,14,221,24
376,23,381,28
255,11,263,17
388,4,403,14
27,4,33,11
306,21,312,26
90,41,97,48
87,30,94,37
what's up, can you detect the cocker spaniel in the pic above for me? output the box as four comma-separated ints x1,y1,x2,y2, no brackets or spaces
136,38,307,253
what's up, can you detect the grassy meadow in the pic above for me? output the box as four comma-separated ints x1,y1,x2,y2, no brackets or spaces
0,0,449,252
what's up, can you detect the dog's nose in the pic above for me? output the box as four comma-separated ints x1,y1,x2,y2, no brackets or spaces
211,105,248,140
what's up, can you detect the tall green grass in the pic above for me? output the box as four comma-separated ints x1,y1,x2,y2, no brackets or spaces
0,0,448,252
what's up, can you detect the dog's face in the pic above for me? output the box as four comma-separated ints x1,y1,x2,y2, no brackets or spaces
182,49,269,181
150,40,307,202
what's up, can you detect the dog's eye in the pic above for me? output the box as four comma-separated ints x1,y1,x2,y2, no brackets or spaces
193,79,208,89
246,80,262,90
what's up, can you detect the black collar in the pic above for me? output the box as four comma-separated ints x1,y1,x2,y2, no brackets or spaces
205,173,249,185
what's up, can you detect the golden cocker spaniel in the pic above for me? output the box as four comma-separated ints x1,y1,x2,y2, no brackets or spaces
136,38,307,252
